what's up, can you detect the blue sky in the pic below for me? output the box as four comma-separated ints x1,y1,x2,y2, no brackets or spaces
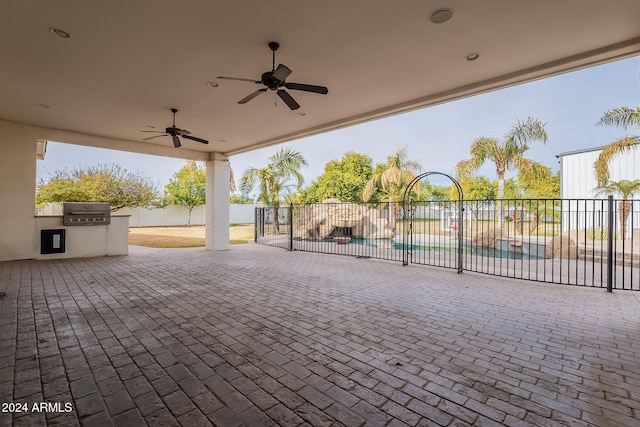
38,56,639,190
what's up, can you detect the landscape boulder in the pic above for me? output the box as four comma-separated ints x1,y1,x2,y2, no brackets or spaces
545,235,579,259
562,229,587,245
473,227,504,249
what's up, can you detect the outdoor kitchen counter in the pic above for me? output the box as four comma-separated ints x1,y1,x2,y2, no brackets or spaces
34,215,130,259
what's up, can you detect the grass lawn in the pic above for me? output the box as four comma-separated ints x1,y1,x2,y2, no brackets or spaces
129,224,253,248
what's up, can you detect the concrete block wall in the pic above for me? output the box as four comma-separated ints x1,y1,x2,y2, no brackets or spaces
39,203,255,227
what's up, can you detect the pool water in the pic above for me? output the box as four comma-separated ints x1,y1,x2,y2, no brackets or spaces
328,238,545,260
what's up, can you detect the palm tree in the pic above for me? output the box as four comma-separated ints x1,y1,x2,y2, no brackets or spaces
594,107,640,185
455,117,548,227
593,180,640,241
362,146,423,232
239,148,307,234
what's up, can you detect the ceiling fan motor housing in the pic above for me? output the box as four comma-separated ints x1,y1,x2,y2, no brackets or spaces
261,71,281,89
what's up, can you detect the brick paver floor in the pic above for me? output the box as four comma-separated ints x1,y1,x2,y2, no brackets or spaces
1,243,639,426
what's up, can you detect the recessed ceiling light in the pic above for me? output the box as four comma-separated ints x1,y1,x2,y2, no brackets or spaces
298,112,306,116
36,103,50,109
49,28,72,39
465,52,480,61
145,125,155,129
430,8,454,24
219,139,227,143
207,81,219,88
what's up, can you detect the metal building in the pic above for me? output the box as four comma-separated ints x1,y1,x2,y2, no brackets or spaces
559,144,640,238
559,144,640,199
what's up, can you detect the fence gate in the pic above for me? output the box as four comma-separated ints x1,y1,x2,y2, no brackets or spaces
402,172,464,273
254,205,292,250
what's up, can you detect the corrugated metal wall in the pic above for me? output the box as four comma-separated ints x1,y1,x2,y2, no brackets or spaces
560,145,640,199
560,145,640,236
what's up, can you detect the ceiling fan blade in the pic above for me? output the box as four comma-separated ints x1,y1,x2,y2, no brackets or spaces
141,130,166,133
285,82,329,95
277,89,300,110
238,88,267,104
217,76,261,84
272,64,292,83
172,135,181,148
182,135,209,145
142,134,168,141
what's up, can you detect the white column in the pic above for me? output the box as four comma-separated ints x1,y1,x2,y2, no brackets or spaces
205,153,231,250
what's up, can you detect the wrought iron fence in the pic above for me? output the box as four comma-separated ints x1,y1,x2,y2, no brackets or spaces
255,198,640,291
254,205,292,250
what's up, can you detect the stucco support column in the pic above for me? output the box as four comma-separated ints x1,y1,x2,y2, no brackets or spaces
0,120,38,261
205,152,230,250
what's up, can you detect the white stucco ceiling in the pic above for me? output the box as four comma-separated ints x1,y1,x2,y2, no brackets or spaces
2,1,639,158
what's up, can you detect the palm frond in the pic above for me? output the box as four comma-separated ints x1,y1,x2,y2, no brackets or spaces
384,146,424,172
380,167,400,189
597,107,640,130
363,146,423,202
454,157,483,181
229,168,237,193
469,137,499,160
503,117,548,152
362,176,379,202
239,167,260,194
258,178,270,205
269,148,308,188
511,156,548,177
593,137,639,185
593,180,640,199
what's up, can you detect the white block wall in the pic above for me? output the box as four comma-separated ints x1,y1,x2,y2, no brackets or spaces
39,204,255,227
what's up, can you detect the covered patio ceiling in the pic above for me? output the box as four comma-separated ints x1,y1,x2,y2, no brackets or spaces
2,1,640,158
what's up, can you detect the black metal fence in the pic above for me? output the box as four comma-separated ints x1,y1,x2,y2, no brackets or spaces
255,198,640,291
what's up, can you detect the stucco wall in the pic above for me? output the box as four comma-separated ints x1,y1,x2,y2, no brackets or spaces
0,120,38,261
34,216,129,260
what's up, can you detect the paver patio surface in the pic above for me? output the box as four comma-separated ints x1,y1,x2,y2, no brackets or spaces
1,243,639,426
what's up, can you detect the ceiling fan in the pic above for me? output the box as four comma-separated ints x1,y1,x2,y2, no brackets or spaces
141,108,209,148
217,42,328,110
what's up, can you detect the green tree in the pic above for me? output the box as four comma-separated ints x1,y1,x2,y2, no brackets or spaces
427,185,451,201
363,146,424,231
593,180,640,240
517,167,561,234
239,147,307,234
450,176,496,201
299,151,373,203
518,168,560,199
36,164,159,211
230,193,253,204
164,161,206,226
594,107,640,185
455,117,548,227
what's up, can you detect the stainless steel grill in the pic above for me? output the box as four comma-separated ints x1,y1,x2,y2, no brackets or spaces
63,202,111,226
